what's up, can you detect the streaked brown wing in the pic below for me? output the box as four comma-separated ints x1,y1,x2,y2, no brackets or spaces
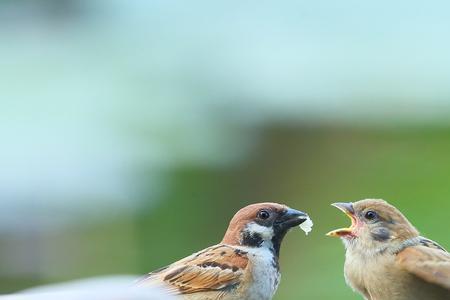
396,244,450,290
138,244,249,295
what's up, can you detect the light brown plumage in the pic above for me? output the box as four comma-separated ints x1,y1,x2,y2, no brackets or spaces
396,244,450,290
138,203,311,300
327,199,450,300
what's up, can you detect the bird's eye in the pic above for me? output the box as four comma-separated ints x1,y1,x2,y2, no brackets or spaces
364,210,378,220
257,210,270,220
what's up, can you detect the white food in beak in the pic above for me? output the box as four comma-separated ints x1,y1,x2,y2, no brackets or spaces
299,217,313,235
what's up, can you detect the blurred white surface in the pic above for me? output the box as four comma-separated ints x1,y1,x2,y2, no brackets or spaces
0,276,175,300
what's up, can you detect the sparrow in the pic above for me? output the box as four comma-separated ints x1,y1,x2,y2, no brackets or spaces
137,202,311,300
327,199,450,300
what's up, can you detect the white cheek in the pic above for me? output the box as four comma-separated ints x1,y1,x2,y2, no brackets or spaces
246,222,274,240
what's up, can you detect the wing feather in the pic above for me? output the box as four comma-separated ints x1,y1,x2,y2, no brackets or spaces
137,244,248,295
396,243,450,290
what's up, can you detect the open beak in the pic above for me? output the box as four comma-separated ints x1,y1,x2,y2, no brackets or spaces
326,202,357,238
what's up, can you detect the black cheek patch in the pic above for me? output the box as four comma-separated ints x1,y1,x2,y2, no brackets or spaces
241,231,263,247
371,228,391,241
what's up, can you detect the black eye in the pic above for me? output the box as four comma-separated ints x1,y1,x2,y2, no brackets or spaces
364,210,378,220
257,210,270,220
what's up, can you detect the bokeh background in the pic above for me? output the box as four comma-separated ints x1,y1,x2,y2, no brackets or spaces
1,0,450,299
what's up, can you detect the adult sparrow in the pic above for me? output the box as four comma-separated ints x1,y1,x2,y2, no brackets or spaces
327,199,450,300
137,202,312,300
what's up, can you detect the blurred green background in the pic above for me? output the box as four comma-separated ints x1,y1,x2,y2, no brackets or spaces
1,1,450,299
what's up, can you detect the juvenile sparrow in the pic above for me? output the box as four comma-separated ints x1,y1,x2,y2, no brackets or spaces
137,202,312,300
327,199,450,300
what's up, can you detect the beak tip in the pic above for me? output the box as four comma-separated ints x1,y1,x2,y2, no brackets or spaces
280,208,310,228
286,208,308,218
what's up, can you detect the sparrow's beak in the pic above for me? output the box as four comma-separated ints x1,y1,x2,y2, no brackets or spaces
326,202,357,238
277,208,309,229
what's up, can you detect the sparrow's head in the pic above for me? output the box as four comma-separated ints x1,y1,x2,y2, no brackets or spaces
222,203,310,256
327,199,419,252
